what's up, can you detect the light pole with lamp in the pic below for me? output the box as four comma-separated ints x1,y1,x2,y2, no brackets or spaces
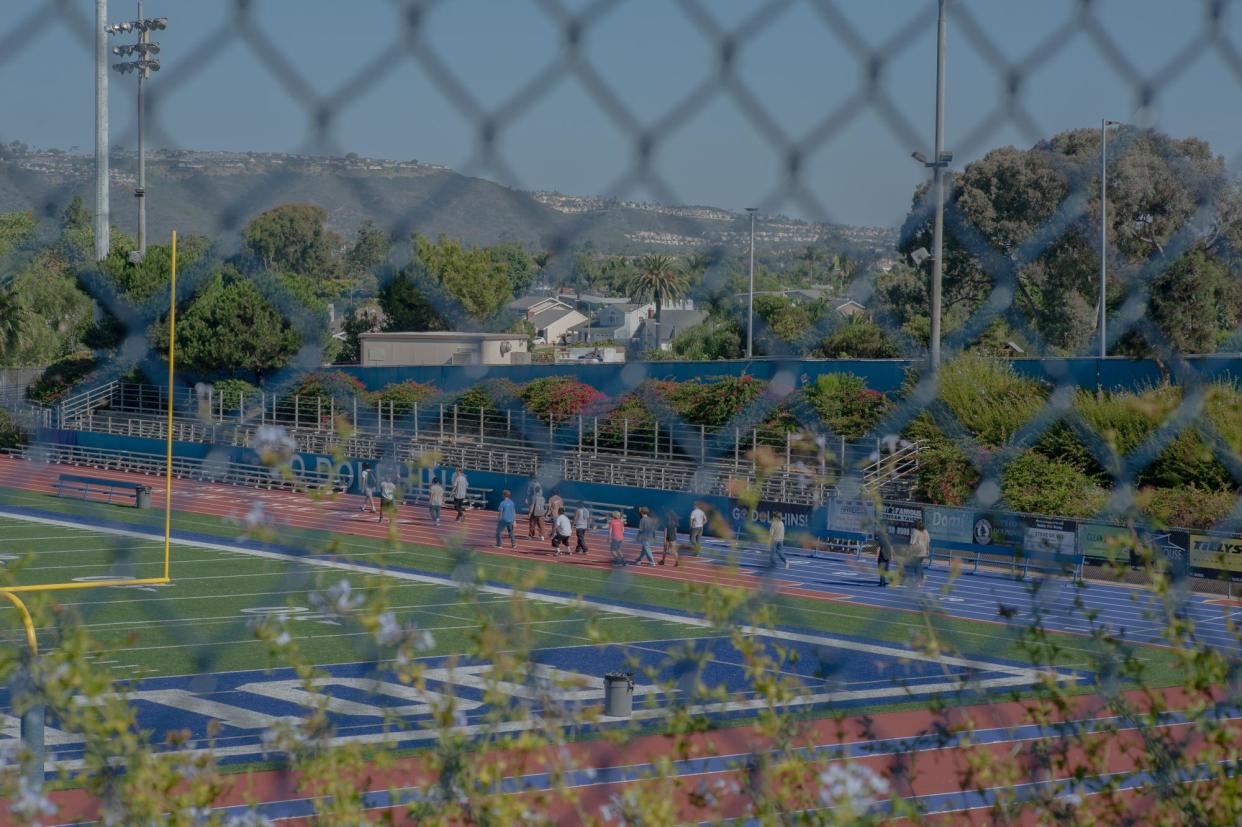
1098,119,1125,359
107,3,166,263
909,0,951,371
746,207,757,359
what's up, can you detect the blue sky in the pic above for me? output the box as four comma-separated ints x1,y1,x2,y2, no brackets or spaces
3,0,1241,228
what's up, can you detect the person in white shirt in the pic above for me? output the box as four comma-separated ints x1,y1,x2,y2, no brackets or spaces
451,467,469,522
909,519,931,585
769,515,788,569
573,504,591,555
689,503,707,555
553,508,573,556
359,464,376,513
428,479,445,526
378,477,398,525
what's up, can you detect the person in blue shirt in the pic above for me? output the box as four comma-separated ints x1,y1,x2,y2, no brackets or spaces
495,489,517,548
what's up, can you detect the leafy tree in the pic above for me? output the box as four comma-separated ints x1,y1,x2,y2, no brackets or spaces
378,268,447,332
243,203,343,279
896,127,1230,353
1,251,94,366
0,210,36,259
816,316,900,359
489,244,539,296
670,319,744,360
171,267,301,380
0,288,29,362
412,233,512,320
345,220,388,276
1146,244,1242,353
336,310,382,365
99,236,210,302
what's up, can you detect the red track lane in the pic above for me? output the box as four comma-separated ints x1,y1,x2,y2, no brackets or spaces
0,455,854,603
21,685,1222,826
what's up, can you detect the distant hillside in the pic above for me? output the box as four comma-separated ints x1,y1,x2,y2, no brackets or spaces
0,146,896,255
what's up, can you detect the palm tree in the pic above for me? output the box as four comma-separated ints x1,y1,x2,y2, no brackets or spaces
630,255,685,350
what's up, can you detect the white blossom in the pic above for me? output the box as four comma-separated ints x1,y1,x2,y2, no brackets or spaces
817,762,889,810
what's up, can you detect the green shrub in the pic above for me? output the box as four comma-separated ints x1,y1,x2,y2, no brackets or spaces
518,377,606,424
0,409,27,450
25,354,98,405
1204,382,1242,454
662,375,768,429
1001,450,1109,517
451,379,519,414
289,371,368,405
211,378,262,409
1141,430,1233,491
373,381,438,417
936,354,1048,447
1138,486,1237,530
801,372,891,439
912,442,980,506
1074,384,1175,457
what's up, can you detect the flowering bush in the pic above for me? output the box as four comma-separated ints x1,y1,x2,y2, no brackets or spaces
517,377,606,424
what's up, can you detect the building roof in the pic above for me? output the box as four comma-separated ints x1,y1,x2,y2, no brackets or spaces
530,305,586,331
360,331,525,341
640,309,707,342
508,295,544,311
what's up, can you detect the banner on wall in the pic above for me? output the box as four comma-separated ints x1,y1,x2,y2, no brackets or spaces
827,497,876,535
1189,533,1242,574
1078,522,1137,566
969,510,1025,549
925,506,972,543
878,503,924,543
730,500,813,532
1023,516,1077,556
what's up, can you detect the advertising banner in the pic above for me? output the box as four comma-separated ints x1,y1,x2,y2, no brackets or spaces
731,500,813,532
925,506,972,543
1078,522,1137,566
970,510,1025,549
1189,533,1242,574
1152,530,1191,579
1023,516,1077,556
827,497,876,535
879,502,924,543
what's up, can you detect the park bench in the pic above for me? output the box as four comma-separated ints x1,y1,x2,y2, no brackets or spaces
54,473,151,508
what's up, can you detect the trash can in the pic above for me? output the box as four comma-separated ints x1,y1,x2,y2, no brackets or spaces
135,486,151,509
603,671,634,718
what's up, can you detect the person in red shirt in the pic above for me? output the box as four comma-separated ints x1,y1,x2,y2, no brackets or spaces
608,511,626,567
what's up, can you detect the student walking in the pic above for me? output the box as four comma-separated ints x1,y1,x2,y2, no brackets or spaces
553,508,573,556
909,519,931,585
608,511,626,566
660,508,680,567
634,507,658,566
769,515,788,569
451,467,469,522
689,503,707,555
495,489,517,548
527,488,546,539
378,477,398,525
524,475,543,512
359,464,377,513
573,503,591,555
428,478,444,526
875,539,891,587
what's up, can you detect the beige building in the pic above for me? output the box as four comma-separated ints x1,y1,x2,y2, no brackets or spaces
360,332,530,366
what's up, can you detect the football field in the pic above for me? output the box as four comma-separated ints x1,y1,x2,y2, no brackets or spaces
0,505,1066,768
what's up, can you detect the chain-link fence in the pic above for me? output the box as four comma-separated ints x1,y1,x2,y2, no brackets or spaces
1,1,1242,823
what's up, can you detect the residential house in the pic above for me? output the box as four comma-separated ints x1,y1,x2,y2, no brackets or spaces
636,308,708,352
834,299,867,318
582,302,653,343
530,303,589,344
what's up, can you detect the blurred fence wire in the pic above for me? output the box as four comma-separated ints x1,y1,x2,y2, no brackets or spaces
1,0,1242,823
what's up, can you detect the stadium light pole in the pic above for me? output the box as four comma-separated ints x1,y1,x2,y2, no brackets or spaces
108,3,166,263
910,1,951,371
1099,119,1125,360
95,0,109,261
746,207,757,359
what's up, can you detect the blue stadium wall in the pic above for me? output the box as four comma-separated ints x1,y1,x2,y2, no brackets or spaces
333,356,1242,394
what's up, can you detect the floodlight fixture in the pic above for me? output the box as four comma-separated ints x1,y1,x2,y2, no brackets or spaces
910,247,931,267
911,151,927,164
